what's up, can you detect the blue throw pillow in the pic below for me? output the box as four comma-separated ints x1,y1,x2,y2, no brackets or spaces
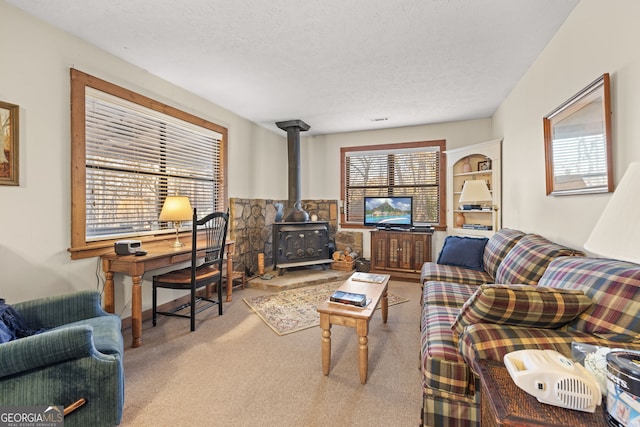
437,236,489,271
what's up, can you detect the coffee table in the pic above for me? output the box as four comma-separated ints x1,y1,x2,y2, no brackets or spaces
316,273,391,384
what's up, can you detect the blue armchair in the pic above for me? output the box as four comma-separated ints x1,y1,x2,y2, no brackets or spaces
0,291,124,426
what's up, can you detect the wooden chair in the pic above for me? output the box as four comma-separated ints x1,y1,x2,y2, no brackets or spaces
152,209,229,331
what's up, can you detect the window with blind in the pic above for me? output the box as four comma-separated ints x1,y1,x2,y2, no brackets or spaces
341,140,446,227
70,69,227,258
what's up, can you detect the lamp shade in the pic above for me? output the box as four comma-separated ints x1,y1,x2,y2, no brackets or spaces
584,162,640,263
459,180,492,203
159,196,193,222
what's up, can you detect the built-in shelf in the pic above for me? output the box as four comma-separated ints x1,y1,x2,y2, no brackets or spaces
445,140,502,237
453,169,493,177
453,192,494,196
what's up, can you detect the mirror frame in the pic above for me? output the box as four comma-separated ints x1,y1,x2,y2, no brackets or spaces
543,73,613,196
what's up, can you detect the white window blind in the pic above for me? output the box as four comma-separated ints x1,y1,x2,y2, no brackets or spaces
344,145,441,224
85,88,222,240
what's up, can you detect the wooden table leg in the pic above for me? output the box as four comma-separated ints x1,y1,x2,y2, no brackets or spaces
103,270,115,313
320,313,331,375
131,275,143,348
226,242,235,302
381,289,388,323
357,319,370,384
358,336,368,384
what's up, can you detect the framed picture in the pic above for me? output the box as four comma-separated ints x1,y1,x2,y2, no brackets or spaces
477,160,491,171
0,101,19,186
543,73,613,196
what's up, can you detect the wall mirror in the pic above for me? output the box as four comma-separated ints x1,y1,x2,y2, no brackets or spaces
543,73,613,196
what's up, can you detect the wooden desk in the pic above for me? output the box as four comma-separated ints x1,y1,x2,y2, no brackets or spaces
101,239,235,348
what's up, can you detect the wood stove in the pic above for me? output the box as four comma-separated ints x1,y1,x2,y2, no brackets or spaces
273,221,332,274
272,119,333,274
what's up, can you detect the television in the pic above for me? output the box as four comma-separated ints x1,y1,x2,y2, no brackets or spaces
364,196,413,229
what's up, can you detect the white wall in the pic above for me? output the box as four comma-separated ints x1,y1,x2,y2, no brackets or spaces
492,0,640,250
0,1,286,314
307,119,493,256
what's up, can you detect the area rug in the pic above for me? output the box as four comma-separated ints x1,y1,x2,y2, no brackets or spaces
243,280,409,336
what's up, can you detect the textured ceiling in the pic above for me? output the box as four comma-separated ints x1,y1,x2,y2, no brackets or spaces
7,0,579,136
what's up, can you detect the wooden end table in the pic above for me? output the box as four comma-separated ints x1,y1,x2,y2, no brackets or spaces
477,359,607,426
316,273,391,384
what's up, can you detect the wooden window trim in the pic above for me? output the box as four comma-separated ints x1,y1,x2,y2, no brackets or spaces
68,69,228,259
340,140,446,230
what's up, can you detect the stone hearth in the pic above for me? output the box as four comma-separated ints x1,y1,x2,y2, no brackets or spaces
247,266,351,292
229,198,339,277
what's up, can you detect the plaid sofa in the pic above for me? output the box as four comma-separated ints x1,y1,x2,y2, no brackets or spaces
418,229,640,427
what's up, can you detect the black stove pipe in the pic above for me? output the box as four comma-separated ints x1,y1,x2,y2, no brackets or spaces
276,119,310,222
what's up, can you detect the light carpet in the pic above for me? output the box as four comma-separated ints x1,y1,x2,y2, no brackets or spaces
121,281,423,426
243,280,409,335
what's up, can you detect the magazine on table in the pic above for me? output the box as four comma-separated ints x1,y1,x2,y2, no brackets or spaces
350,272,386,284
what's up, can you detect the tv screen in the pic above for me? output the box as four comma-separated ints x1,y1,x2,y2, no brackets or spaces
364,196,413,228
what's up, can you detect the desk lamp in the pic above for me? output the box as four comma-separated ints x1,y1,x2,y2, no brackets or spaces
159,196,193,248
584,162,640,263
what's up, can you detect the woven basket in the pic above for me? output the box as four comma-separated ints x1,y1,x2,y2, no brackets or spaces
355,259,371,273
331,260,355,271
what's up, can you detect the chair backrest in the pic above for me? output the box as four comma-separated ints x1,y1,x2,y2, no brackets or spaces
191,208,229,275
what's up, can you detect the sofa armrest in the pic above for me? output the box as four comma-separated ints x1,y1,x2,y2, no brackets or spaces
14,291,108,329
0,326,99,378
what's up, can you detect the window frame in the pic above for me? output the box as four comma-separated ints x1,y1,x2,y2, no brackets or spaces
69,69,228,259
340,140,446,230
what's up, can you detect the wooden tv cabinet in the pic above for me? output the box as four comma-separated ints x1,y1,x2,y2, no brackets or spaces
369,230,433,281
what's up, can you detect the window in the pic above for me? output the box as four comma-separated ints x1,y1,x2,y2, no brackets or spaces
340,140,445,228
70,69,227,259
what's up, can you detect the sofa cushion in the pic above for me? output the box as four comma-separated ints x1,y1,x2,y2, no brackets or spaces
421,263,493,288
423,281,478,308
482,228,526,278
538,257,640,340
437,236,489,271
494,234,584,285
458,323,606,373
452,284,592,336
